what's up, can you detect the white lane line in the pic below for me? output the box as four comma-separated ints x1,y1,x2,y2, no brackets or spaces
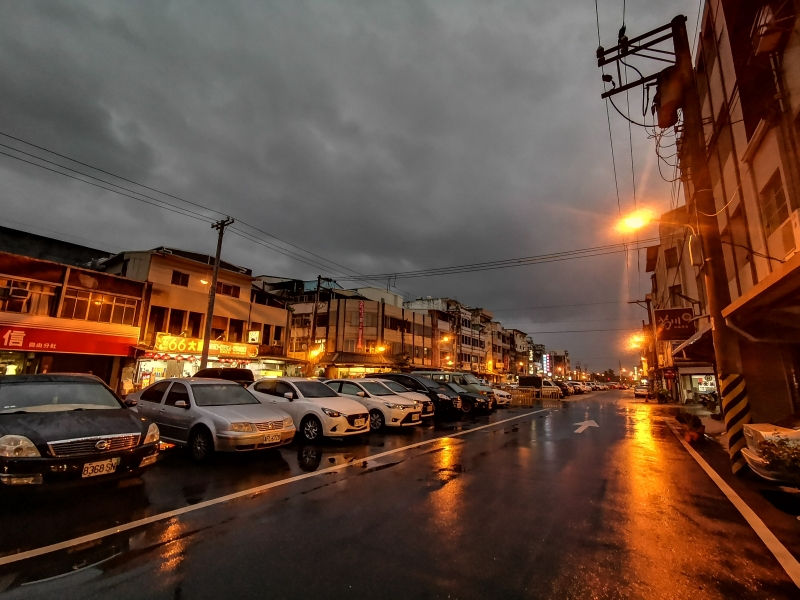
0,409,548,567
666,420,800,588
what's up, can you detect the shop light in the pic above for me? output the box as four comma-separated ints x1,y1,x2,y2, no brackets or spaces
200,279,209,285
377,346,386,353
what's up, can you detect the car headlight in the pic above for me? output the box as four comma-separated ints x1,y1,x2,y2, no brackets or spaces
437,393,449,400
478,390,488,395
229,422,257,433
0,435,40,458
283,416,293,428
321,408,342,418
384,403,405,410
143,423,160,445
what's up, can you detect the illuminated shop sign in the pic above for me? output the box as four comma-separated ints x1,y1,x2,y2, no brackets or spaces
154,333,258,358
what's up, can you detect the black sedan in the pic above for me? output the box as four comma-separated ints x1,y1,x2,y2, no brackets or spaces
443,382,491,413
553,381,573,396
0,374,160,486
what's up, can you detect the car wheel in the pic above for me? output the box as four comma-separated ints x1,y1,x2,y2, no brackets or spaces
369,410,385,431
189,427,214,462
300,416,323,442
461,399,473,414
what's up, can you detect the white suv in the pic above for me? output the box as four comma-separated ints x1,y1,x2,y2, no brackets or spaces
325,379,422,431
249,378,369,442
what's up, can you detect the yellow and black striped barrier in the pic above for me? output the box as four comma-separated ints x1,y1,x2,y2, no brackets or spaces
720,373,751,474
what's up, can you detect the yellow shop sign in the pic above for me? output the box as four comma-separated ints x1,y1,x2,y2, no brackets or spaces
154,333,259,358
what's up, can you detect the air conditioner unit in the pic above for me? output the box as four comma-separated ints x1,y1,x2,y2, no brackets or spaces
770,209,800,262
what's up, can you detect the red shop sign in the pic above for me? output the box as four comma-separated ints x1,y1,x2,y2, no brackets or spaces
0,326,137,357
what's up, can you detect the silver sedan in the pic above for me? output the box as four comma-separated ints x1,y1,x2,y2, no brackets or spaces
127,378,295,461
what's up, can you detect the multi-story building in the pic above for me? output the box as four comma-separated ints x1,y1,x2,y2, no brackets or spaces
100,247,294,387
287,287,435,377
646,206,714,401
0,250,146,391
648,1,800,422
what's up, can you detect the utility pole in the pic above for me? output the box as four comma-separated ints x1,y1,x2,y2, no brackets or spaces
199,217,234,369
597,15,752,473
672,15,751,472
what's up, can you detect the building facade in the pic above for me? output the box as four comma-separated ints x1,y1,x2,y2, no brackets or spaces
101,248,294,388
0,251,146,390
648,1,800,422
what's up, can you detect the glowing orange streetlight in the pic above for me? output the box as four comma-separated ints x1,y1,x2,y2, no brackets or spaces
616,208,656,233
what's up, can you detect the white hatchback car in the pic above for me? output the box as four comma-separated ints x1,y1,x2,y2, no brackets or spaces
369,379,435,418
249,378,369,442
325,379,422,431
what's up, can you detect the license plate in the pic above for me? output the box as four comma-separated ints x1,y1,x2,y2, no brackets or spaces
263,433,282,443
354,418,366,427
82,458,120,478
411,413,420,421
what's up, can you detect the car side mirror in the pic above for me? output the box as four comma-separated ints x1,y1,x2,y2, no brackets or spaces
356,391,366,398
283,392,294,400
175,400,188,408
124,398,138,407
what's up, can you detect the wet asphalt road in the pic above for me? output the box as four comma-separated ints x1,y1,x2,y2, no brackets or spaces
1,389,798,599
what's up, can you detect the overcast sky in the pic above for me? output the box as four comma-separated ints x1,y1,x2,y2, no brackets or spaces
0,0,700,372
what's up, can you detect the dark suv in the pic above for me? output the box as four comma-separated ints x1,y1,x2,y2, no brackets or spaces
373,373,462,413
193,368,255,387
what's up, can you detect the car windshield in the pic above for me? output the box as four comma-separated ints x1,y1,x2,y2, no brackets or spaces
191,384,259,406
447,383,468,394
462,374,481,385
381,380,409,393
361,382,395,396
0,381,122,413
295,381,340,398
418,377,447,391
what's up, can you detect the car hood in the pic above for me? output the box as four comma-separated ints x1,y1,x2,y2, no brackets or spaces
0,409,148,445
339,393,415,407
200,403,290,423
302,396,368,414
395,391,431,403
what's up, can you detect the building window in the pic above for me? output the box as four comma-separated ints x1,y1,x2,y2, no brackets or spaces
60,289,138,325
171,270,189,287
664,247,679,269
273,326,283,341
343,339,357,352
0,278,56,316
669,285,683,307
760,170,790,237
291,314,311,328
215,282,240,298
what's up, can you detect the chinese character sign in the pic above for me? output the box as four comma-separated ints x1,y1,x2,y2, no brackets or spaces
357,301,364,350
654,308,696,341
154,333,258,358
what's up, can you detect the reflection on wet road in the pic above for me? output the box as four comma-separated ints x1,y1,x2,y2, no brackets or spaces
1,391,798,598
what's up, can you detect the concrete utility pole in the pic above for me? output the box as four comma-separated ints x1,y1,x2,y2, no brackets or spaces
597,15,752,473
199,217,234,369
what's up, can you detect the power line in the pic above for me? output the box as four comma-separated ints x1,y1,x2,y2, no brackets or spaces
519,327,640,334
353,238,659,280
0,131,397,291
492,300,629,312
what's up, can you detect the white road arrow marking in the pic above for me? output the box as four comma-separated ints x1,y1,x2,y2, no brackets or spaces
574,420,599,433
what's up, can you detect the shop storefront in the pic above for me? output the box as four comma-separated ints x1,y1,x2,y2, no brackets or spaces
134,333,300,387
0,322,140,385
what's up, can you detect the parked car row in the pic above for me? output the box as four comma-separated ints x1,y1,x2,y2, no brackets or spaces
0,371,506,487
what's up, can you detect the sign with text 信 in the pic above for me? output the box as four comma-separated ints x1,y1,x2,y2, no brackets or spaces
654,308,695,341
0,326,137,356
154,333,259,358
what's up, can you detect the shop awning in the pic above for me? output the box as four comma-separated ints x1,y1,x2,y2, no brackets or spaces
319,352,395,366
722,250,800,343
672,320,714,361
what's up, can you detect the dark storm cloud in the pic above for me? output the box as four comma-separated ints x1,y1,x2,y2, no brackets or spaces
0,0,698,369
